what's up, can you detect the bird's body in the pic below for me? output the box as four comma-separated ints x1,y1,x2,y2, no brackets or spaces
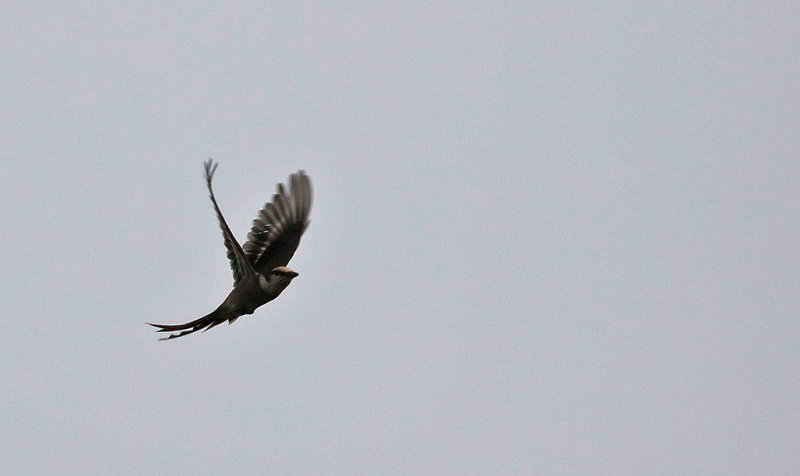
148,160,311,340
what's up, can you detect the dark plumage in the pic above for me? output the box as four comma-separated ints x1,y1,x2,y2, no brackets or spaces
148,160,312,340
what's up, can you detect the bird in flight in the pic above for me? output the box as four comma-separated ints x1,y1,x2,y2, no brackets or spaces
148,159,312,340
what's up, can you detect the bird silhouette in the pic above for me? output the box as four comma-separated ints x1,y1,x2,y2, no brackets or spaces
148,159,311,340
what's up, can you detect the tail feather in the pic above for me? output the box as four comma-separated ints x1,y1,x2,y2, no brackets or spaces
148,308,237,341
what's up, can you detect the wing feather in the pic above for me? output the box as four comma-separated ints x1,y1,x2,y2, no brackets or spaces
203,159,255,286
243,171,312,273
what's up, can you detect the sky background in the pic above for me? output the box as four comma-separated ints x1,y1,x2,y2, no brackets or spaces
2,1,799,474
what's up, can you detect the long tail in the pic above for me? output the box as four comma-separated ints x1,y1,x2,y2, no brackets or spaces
147,308,239,341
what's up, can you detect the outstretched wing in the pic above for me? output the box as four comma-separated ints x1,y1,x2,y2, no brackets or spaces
243,171,312,274
204,159,255,286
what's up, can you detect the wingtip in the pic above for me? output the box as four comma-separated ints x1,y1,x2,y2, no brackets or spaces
204,159,219,182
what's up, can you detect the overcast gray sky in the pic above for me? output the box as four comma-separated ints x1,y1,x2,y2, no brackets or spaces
2,1,798,474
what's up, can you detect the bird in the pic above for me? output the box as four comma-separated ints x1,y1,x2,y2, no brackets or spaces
148,159,312,340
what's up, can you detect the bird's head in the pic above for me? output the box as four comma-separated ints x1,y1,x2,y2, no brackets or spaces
271,266,299,280
257,266,299,298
